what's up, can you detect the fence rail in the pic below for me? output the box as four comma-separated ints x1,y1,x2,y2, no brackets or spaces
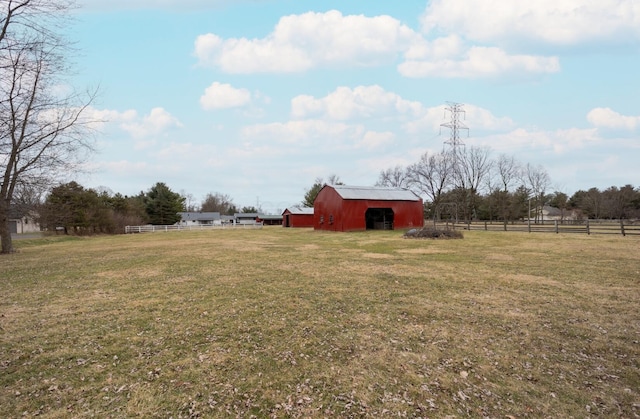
125,223,263,234
433,220,640,236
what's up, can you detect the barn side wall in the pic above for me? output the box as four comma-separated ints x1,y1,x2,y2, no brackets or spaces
314,187,423,232
283,212,314,228
314,187,344,231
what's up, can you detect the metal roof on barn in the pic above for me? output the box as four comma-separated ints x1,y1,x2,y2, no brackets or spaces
331,185,420,201
259,213,283,220
284,207,314,215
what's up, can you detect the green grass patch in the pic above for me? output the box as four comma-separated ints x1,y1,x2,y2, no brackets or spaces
1,228,639,417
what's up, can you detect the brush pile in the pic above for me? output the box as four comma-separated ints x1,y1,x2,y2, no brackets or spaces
404,226,464,239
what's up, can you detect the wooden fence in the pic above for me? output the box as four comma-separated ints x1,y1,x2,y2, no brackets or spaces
432,220,640,236
125,222,263,234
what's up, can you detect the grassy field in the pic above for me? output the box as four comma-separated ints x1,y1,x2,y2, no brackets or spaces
1,228,639,418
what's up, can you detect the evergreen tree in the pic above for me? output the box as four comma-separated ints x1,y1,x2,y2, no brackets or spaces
40,182,98,234
302,178,325,207
144,183,185,225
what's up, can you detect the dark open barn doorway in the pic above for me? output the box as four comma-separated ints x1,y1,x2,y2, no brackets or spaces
365,208,394,230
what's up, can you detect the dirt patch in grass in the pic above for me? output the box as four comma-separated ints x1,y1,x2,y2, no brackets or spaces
396,247,447,255
486,253,515,261
361,252,394,259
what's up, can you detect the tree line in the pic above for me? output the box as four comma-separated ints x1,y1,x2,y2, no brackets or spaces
12,162,640,237
26,181,260,235
372,147,640,222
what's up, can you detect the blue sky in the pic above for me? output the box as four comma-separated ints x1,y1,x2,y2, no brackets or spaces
70,0,639,213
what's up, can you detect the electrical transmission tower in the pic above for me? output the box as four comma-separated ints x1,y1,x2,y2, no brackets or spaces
440,101,469,160
440,101,470,197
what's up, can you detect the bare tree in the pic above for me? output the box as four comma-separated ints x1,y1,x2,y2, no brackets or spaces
407,151,452,216
495,154,521,193
375,165,410,188
326,174,343,186
457,146,493,194
200,192,236,214
1,0,96,253
521,163,551,223
453,146,493,219
486,153,521,222
180,190,197,212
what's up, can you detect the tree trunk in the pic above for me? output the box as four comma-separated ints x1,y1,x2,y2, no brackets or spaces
0,198,15,254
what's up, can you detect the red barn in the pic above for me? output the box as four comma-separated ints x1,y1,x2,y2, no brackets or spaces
313,185,424,232
282,207,314,228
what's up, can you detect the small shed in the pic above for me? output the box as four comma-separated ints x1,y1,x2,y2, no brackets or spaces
314,185,423,232
258,213,284,226
8,207,40,234
9,215,40,234
282,207,314,228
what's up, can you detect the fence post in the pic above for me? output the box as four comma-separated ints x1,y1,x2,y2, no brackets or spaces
555,220,558,234
484,221,487,231
586,220,590,235
620,219,626,236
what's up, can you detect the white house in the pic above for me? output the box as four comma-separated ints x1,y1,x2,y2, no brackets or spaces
177,212,222,226
540,205,578,222
234,212,259,225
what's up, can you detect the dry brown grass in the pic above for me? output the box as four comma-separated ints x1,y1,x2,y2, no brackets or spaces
1,228,639,418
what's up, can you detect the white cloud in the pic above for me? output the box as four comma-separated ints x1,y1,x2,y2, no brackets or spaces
480,127,601,154
406,103,515,134
404,35,465,61
587,107,640,130
194,10,417,73
355,131,396,151
552,128,601,153
193,9,568,79
200,82,252,110
287,86,515,144
399,46,560,78
74,107,129,131
194,11,561,79
421,0,640,46
241,120,365,148
84,107,182,143
290,87,515,143
120,107,183,140
291,85,425,121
